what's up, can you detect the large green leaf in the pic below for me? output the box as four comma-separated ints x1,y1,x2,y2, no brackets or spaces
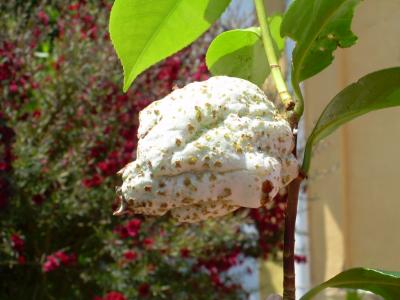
281,0,361,84
109,0,231,92
301,268,400,300
302,67,400,173
205,15,284,86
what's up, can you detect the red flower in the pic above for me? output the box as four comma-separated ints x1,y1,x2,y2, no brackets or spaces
82,174,103,188
42,251,76,272
137,283,150,297
143,238,154,248
294,254,307,263
37,11,49,25
103,291,127,300
42,255,60,272
68,3,80,11
32,194,45,205
54,251,76,266
18,255,26,265
113,225,129,239
123,250,137,262
9,83,18,93
32,110,41,119
11,234,24,253
0,162,9,171
180,248,190,258
126,218,141,238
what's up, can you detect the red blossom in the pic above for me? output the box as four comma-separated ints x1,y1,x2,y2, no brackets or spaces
42,255,60,272
103,291,127,300
123,250,137,262
126,218,141,238
180,248,190,258
37,11,49,25
137,283,150,297
143,238,154,248
82,174,103,188
113,225,129,239
18,255,26,265
9,83,18,93
42,251,76,272
32,194,45,205
68,3,80,11
294,254,307,264
11,234,24,253
0,162,9,171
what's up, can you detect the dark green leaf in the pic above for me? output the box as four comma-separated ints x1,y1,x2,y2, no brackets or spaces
301,268,400,300
205,15,284,86
109,0,231,92
281,0,361,83
302,67,400,173
346,290,362,300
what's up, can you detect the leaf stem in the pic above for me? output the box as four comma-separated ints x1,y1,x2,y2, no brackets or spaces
254,0,294,114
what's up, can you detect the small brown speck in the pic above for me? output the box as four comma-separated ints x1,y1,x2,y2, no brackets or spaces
159,181,166,188
184,178,191,186
175,139,182,146
182,197,193,204
175,161,182,168
209,174,217,181
187,124,195,133
144,185,152,192
214,161,222,168
223,188,232,197
262,180,273,194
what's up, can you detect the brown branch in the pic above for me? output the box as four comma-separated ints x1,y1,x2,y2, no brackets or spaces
283,175,303,300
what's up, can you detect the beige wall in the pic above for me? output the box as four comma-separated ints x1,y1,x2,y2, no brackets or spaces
304,0,400,288
260,0,400,298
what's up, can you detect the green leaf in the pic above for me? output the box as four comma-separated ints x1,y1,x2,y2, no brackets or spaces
302,67,400,173
346,290,362,300
281,0,361,83
301,268,400,300
109,0,231,92
205,15,284,86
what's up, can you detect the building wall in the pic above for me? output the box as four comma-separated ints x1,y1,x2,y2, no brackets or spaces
304,0,400,289
260,1,400,298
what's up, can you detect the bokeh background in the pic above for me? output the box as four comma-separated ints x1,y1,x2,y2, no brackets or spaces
0,1,296,299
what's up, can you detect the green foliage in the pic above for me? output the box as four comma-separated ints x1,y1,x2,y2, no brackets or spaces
109,0,231,92
206,15,283,86
281,0,361,113
301,268,400,300
302,67,400,172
